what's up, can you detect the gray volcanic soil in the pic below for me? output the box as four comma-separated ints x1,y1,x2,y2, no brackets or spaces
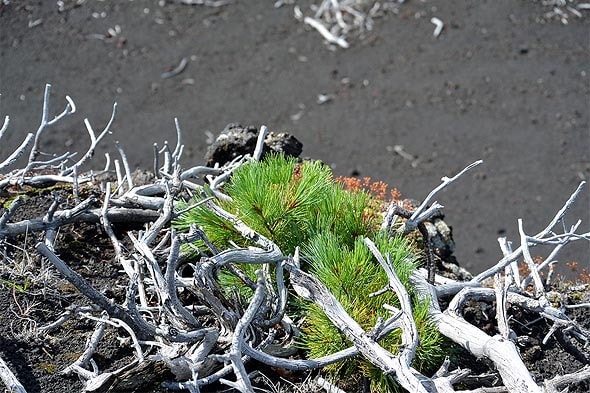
0,2,589,280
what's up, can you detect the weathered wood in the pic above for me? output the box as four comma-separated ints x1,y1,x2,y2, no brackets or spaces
0,354,28,393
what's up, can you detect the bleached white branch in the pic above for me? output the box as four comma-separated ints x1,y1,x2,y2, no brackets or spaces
0,132,33,171
60,102,117,176
27,84,76,164
518,218,546,299
411,273,543,393
408,160,482,228
0,115,9,139
0,354,28,393
61,319,106,376
252,124,268,161
472,181,587,283
304,16,350,48
220,270,266,392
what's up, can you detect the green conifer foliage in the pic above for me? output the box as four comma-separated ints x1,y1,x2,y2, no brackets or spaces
174,154,445,391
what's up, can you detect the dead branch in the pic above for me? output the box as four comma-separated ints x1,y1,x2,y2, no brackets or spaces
60,103,117,177
0,353,28,393
411,272,543,393
35,242,152,341
472,181,587,283
0,205,160,237
27,83,76,164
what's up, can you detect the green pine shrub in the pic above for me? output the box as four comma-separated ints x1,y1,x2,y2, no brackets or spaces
174,153,445,392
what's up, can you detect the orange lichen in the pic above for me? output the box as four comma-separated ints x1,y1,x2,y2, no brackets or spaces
567,261,590,284
517,256,546,280
336,176,402,203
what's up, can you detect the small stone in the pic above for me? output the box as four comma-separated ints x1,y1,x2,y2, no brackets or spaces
205,124,303,167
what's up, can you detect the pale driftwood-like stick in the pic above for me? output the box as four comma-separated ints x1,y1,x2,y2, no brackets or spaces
161,57,188,79
244,292,409,372
518,219,546,299
0,354,28,393
179,165,221,180
152,142,159,177
0,196,24,229
141,178,178,246
160,142,172,176
0,204,160,238
0,132,33,171
252,125,268,161
111,183,168,210
258,260,288,328
473,181,587,282
220,270,266,392
163,361,239,391
124,273,215,343
380,162,482,283
20,151,77,182
364,238,439,391
83,360,140,393
37,305,96,333
431,17,444,37
102,152,111,173
206,154,248,202
100,183,135,278
60,103,117,176
498,237,520,288
61,320,106,376
243,341,358,371
115,142,134,192
172,118,183,162
36,242,151,341
412,273,542,393
72,165,80,202
80,313,145,362
521,219,582,288
407,160,482,231
297,0,382,49
304,16,349,48
114,158,124,195
364,239,419,361
164,232,202,327
445,286,583,338
204,198,284,266
28,84,76,164
176,0,233,8
494,271,511,340
545,365,590,392
0,172,92,190
431,357,472,390
0,196,95,237
128,232,169,309
0,115,9,139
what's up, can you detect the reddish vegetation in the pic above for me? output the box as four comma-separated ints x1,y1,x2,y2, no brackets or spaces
336,176,401,202
567,261,590,284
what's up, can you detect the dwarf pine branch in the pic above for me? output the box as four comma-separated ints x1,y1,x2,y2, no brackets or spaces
174,153,445,392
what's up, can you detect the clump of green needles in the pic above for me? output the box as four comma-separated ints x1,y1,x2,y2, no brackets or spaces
175,154,445,392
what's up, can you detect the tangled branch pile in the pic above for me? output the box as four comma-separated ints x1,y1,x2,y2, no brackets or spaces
1,85,589,392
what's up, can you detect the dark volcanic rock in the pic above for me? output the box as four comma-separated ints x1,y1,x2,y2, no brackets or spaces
205,124,303,167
